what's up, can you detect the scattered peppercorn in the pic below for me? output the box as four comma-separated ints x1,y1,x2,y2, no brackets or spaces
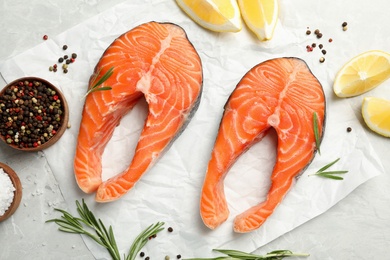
62,45,68,50
322,49,327,55
66,59,71,64
58,57,64,63
342,26,348,31
316,32,323,39
145,257,150,260
311,43,316,48
319,57,325,63
176,255,181,259
63,69,68,74
72,53,77,59
165,256,170,260
306,30,311,35
328,38,333,43
140,252,145,257
342,22,348,27
168,227,173,232
43,35,48,40
319,44,323,49
347,127,352,132
314,29,320,35
64,55,69,59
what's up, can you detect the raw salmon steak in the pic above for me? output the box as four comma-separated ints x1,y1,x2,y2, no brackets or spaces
200,57,325,233
74,21,203,202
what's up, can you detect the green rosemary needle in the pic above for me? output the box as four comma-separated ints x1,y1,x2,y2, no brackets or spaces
309,158,348,180
185,249,309,260
313,112,321,155
46,199,164,260
84,66,114,97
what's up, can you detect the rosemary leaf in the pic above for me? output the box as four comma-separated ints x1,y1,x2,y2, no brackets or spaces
89,86,112,93
92,67,114,89
126,222,165,260
314,173,344,180
313,112,321,155
185,249,309,260
84,66,114,97
316,158,340,173
309,158,348,180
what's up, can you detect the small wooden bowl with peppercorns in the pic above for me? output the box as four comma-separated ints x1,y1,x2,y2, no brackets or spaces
0,77,69,151
0,162,22,222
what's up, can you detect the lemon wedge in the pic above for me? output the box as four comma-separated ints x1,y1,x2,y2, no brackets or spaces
362,97,390,137
333,50,390,97
175,0,242,32
238,0,279,41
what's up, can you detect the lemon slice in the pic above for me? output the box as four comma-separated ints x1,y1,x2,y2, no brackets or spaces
333,50,390,97
362,97,390,137
238,0,279,41
175,0,242,32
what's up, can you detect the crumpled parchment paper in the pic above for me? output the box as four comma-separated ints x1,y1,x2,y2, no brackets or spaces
0,0,384,258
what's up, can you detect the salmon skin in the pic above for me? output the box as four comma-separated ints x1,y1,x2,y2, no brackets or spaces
200,57,325,233
74,21,203,202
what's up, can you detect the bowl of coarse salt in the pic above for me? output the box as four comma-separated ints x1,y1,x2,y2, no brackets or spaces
0,162,22,222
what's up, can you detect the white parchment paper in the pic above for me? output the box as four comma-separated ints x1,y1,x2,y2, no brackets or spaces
0,0,385,258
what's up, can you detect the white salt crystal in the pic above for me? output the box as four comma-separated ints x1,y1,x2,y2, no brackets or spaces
0,168,15,216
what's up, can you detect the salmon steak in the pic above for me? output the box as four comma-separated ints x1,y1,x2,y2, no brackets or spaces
74,21,203,202
200,57,325,233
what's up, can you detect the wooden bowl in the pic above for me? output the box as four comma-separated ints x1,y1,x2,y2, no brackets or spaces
0,77,69,151
0,162,22,222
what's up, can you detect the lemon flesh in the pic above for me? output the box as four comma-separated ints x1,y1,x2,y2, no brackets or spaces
238,0,279,41
362,97,390,137
333,50,390,97
176,0,242,32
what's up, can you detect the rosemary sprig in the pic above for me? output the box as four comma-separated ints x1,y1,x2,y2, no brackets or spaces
313,112,321,155
46,199,164,260
127,222,165,260
309,158,348,180
185,249,309,260
84,66,114,97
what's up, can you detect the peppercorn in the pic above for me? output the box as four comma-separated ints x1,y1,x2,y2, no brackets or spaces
347,127,352,132
64,55,69,59
140,252,145,257
165,256,170,260
322,50,327,55
316,33,323,39
66,59,71,64
43,35,48,40
319,57,325,63
62,45,68,50
176,255,181,259
145,257,150,260
328,38,333,43
71,53,77,59
306,30,311,35
314,29,320,35
342,22,348,27
342,26,348,31
168,227,173,232
63,69,68,74
0,79,65,149
58,57,64,63
311,43,316,48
